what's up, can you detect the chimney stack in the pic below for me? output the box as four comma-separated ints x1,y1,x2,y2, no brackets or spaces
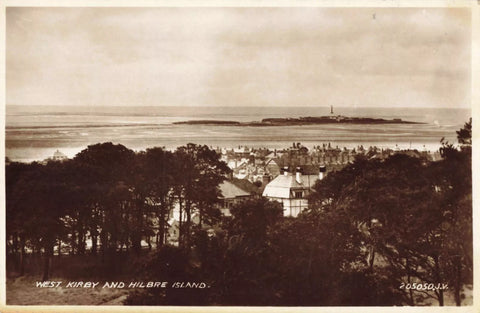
262,174,271,186
319,165,327,180
295,167,302,184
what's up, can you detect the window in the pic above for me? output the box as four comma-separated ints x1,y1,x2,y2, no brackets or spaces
294,191,303,198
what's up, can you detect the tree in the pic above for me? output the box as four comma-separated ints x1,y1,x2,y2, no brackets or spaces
456,118,472,147
7,161,73,280
173,144,230,249
6,162,42,276
134,147,176,250
267,208,370,305
72,142,135,275
432,118,472,305
308,123,473,306
211,198,283,305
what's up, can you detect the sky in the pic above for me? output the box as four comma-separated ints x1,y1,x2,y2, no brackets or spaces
6,7,472,108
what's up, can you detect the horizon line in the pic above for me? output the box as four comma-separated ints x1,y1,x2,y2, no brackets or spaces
5,104,472,109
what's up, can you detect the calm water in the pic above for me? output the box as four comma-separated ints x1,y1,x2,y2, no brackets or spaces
5,105,471,162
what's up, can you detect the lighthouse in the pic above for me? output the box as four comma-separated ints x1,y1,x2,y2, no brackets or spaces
330,105,334,115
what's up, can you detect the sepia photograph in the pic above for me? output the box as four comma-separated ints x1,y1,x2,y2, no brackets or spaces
2,1,476,309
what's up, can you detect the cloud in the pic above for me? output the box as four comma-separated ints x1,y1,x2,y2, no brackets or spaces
6,7,471,108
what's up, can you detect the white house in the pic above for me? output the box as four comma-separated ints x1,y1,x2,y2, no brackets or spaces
262,166,326,217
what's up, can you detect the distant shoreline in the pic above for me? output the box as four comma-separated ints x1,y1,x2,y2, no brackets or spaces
173,116,425,127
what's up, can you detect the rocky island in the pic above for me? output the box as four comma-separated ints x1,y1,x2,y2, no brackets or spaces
173,115,423,126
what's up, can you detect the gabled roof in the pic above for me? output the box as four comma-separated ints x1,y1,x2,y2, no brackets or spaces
262,174,319,199
219,180,251,199
231,178,260,195
265,158,282,167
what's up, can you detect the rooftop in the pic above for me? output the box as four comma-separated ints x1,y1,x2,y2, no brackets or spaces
262,173,320,199
219,180,251,199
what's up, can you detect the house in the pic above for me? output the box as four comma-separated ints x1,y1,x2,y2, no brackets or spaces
157,179,257,246
218,179,254,216
265,158,282,177
232,162,249,179
262,166,326,217
41,149,69,164
52,150,68,161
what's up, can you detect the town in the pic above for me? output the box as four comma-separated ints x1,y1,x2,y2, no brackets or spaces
32,141,441,247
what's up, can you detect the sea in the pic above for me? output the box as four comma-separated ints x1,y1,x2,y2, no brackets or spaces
5,105,471,163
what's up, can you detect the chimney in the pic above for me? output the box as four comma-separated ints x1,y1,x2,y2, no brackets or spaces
262,174,270,186
295,167,302,184
283,166,289,176
319,165,326,180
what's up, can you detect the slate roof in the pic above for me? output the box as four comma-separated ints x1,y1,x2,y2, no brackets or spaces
230,178,260,195
219,180,251,199
268,159,324,175
262,174,319,199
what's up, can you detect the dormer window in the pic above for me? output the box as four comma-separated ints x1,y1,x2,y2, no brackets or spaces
294,191,303,198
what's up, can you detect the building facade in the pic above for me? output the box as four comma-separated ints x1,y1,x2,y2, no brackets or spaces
262,166,326,217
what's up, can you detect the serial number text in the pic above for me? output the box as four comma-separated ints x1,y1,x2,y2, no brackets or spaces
399,282,448,291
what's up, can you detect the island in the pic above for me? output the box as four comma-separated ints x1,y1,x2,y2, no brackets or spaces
173,115,423,126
